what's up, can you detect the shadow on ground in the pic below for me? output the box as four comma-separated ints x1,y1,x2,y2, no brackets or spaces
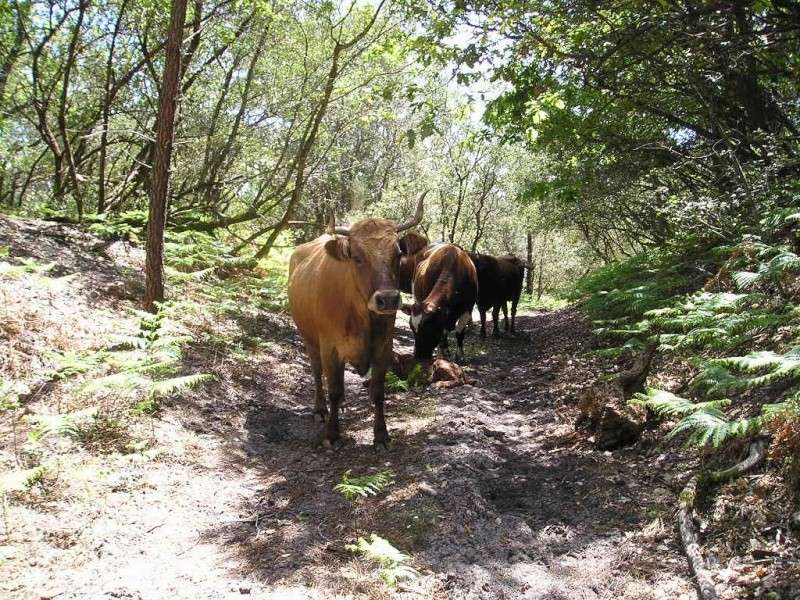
177,310,686,598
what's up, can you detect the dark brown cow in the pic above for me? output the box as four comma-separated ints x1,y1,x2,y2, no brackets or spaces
406,243,478,360
288,194,425,449
468,252,528,336
397,231,429,293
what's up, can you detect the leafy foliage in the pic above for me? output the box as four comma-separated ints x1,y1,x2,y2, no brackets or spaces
334,469,394,501
584,205,800,457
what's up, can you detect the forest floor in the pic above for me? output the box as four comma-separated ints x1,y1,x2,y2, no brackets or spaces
1,216,795,600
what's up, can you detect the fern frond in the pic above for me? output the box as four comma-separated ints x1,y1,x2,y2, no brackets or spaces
346,533,418,586
334,469,394,501
82,372,153,394
150,373,212,398
733,271,760,289
630,388,730,417
668,411,764,448
385,371,409,393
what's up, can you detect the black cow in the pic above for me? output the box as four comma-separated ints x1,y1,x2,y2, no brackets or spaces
468,252,528,336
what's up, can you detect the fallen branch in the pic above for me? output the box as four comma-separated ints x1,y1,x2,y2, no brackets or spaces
678,439,767,600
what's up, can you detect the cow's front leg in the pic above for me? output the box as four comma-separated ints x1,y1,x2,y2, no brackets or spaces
369,367,390,450
455,312,471,361
502,302,509,332
308,349,328,423
491,306,501,336
438,331,450,357
479,309,487,338
322,357,344,447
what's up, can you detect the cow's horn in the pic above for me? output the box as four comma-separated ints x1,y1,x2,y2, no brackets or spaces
395,190,427,232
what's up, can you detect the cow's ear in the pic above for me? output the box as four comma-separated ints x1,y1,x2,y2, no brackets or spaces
325,237,351,261
399,232,428,256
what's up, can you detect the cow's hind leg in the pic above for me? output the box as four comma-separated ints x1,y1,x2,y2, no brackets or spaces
510,293,520,334
455,311,471,361
321,355,345,447
308,349,328,423
491,305,501,336
479,308,487,338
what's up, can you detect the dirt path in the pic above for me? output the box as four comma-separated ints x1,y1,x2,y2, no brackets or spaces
2,218,695,599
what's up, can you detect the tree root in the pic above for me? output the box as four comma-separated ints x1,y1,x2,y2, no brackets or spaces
677,439,767,600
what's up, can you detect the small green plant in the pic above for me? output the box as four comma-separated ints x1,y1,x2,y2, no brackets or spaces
86,210,146,243
346,533,418,586
385,363,425,393
406,363,426,388
71,412,129,453
0,378,20,412
385,371,409,393
335,469,394,501
23,466,49,492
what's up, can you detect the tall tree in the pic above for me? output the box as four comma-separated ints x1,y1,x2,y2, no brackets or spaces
145,0,188,312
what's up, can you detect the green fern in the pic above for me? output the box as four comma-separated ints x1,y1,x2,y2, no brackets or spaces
76,306,212,408
46,350,107,380
346,533,418,586
667,411,763,447
150,373,213,398
335,469,394,501
631,388,730,416
385,371,409,393
632,388,787,448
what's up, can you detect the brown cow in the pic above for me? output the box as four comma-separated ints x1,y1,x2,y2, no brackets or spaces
468,252,528,336
288,194,425,449
406,243,478,361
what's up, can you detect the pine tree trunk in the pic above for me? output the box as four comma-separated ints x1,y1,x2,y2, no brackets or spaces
145,0,187,312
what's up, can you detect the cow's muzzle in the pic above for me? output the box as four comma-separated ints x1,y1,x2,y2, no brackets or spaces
368,289,401,314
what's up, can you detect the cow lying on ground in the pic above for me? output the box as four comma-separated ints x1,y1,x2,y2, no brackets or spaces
469,252,528,336
287,193,426,449
405,243,478,361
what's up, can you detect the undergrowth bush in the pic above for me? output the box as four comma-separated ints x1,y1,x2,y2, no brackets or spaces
579,207,800,472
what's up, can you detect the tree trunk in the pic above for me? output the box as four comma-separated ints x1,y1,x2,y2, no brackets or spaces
144,0,187,312
536,257,544,300
526,231,534,295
